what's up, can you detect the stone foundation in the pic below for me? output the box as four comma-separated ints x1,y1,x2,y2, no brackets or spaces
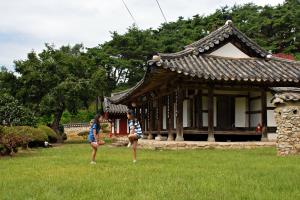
111,137,275,150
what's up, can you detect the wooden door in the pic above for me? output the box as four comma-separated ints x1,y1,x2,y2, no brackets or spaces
119,118,128,135
217,96,235,129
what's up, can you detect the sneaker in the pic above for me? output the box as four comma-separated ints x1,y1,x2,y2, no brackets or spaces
127,142,132,148
90,161,96,165
133,160,137,163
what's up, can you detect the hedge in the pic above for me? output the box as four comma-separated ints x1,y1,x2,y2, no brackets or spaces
0,126,51,155
38,125,58,143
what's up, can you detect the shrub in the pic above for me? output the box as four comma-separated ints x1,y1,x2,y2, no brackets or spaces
0,126,31,155
38,125,58,143
7,126,48,148
78,131,89,139
28,128,48,147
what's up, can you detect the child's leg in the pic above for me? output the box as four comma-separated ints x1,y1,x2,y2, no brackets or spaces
91,143,98,162
128,134,135,143
132,140,137,161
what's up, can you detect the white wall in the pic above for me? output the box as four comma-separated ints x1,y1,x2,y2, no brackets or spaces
163,105,167,129
209,42,250,58
267,110,276,127
202,96,216,127
111,121,115,134
183,99,191,127
250,114,261,127
267,92,276,127
235,97,247,127
250,99,261,111
116,119,120,134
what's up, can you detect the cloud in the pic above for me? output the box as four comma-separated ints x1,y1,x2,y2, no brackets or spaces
0,0,284,70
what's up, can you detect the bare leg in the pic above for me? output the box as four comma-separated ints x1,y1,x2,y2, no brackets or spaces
91,143,98,162
132,140,137,161
128,134,135,144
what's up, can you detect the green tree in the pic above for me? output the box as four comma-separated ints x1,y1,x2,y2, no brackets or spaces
15,44,107,132
0,93,36,126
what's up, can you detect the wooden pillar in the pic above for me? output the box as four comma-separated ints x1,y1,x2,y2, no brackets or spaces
261,89,268,141
136,106,141,121
155,97,163,140
176,86,184,141
147,101,154,139
141,104,145,133
207,86,215,142
167,94,174,141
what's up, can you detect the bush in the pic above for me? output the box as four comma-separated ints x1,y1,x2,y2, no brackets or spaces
6,126,48,148
38,125,58,143
0,126,31,155
78,131,89,139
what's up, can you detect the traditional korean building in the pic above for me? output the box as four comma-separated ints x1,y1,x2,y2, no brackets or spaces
109,21,300,142
104,97,128,135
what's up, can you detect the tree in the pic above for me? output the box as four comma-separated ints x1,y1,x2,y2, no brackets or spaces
15,44,107,132
0,67,18,96
0,93,36,126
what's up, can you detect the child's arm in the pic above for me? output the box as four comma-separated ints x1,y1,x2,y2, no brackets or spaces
93,129,98,142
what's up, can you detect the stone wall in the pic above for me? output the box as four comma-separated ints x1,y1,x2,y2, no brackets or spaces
272,87,300,156
274,102,300,155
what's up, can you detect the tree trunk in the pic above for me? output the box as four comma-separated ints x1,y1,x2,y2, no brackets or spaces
51,109,63,134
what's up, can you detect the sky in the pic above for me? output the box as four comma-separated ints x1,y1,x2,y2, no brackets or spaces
0,0,285,71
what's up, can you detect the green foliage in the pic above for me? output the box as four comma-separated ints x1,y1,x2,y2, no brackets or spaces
15,44,108,132
77,131,89,140
0,67,18,96
0,93,36,126
60,110,94,124
0,126,31,155
38,125,58,143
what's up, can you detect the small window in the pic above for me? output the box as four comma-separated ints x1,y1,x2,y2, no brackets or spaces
293,109,298,115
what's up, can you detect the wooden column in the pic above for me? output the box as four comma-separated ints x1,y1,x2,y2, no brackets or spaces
167,94,174,141
147,101,154,139
175,86,184,141
261,89,268,141
136,106,141,122
155,97,163,140
141,104,145,133
207,86,215,142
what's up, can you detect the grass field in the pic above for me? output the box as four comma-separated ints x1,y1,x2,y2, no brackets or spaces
1,144,300,200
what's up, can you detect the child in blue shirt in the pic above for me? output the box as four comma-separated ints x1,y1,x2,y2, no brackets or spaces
88,113,102,164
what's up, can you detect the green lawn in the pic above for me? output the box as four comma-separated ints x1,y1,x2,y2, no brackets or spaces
1,144,300,200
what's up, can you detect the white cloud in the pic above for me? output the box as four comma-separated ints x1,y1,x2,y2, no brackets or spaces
0,0,284,70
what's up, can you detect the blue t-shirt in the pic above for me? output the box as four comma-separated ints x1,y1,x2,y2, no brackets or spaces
88,123,100,142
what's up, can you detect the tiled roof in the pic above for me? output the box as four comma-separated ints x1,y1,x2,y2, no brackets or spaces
104,97,128,114
187,20,268,57
271,87,300,104
158,54,300,82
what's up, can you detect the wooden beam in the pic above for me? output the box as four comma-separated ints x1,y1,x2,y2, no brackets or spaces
207,85,215,142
